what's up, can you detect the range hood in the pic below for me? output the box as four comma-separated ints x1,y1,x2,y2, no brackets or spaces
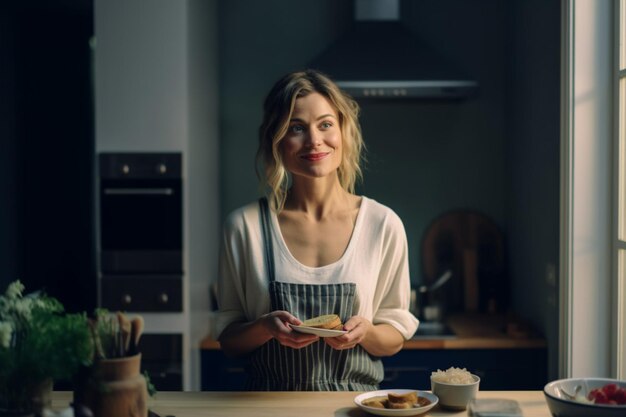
308,0,477,99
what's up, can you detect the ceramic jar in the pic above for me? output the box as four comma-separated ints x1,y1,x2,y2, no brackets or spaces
76,354,148,417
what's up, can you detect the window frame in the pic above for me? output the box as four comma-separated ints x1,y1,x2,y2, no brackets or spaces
615,0,626,379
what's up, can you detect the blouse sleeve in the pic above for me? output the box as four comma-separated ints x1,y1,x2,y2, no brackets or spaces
372,211,419,340
212,212,248,340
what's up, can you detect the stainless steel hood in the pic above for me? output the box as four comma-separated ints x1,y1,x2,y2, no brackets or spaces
308,0,478,99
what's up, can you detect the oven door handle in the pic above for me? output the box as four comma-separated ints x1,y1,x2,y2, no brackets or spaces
103,188,174,195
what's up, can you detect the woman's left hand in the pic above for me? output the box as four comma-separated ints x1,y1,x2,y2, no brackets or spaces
324,315,372,350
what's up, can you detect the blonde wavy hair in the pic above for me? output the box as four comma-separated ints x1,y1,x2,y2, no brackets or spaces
256,69,365,212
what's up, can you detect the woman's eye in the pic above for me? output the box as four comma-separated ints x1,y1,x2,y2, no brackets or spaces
320,121,333,129
290,125,304,133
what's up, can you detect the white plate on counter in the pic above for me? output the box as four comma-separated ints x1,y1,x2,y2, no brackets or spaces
354,389,438,416
289,324,347,337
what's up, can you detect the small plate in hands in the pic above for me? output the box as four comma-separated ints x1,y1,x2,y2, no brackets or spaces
290,324,347,337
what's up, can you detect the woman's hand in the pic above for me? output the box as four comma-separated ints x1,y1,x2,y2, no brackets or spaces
260,310,319,349
324,315,372,350
324,318,404,355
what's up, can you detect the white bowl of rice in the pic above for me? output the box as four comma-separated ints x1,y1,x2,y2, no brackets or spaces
430,367,480,410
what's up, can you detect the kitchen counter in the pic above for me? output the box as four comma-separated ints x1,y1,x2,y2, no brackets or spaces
404,313,547,349
200,313,546,350
50,390,551,416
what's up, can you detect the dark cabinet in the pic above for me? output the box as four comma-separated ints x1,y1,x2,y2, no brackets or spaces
201,347,547,391
380,348,547,390
139,334,183,391
101,276,182,312
201,350,247,391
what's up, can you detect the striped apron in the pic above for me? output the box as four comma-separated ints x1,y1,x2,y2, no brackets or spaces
244,198,384,391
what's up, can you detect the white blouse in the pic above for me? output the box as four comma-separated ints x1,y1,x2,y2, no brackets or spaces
213,196,419,340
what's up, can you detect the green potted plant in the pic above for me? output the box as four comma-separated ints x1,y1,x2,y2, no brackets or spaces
0,281,93,417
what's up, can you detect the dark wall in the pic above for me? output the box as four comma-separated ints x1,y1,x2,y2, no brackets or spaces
507,0,561,382
218,0,352,212
359,0,511,284
0,1,96,314
0,3,18,289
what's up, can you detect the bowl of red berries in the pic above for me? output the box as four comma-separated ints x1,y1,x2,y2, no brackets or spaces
544,378,626,417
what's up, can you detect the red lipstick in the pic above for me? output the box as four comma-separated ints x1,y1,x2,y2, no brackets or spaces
301,152,330,161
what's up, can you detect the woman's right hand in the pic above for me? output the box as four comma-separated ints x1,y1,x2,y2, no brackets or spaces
260,311,319,349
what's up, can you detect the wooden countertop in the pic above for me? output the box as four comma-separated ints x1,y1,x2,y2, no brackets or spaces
403,313,547,349
201,313,547,350
50,390,551,416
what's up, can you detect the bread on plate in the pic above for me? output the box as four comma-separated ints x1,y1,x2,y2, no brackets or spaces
301,314,342,330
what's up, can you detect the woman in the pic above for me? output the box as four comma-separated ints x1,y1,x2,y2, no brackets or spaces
214,69,418,391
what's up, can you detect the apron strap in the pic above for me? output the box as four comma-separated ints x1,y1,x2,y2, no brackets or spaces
259,197,276,283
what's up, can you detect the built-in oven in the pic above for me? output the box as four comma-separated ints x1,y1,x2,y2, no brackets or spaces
97,152,184,390
99,153,182,274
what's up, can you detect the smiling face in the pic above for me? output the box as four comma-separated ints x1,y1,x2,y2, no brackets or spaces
258,70,364,211
280,92,343,182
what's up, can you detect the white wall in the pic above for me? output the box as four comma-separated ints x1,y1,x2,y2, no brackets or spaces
186,0,220,391
94,0,219,390
95,0,189,152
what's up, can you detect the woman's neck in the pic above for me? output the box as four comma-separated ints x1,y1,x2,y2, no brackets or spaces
285,176,354,220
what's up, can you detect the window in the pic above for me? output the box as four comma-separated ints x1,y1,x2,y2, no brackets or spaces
561,0,613,378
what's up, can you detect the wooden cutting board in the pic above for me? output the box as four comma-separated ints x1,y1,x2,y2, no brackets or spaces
421,210,506,314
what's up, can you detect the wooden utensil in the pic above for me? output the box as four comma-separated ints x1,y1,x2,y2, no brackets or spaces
128,316,144,356
117,312,131,357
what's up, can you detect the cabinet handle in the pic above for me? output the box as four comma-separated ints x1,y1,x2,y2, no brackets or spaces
103,188,174,195
122,294,132,305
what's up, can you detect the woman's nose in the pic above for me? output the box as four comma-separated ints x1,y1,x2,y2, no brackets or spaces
306,129,322,146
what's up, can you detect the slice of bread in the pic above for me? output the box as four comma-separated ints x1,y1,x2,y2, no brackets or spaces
362,399,388,409
388,391,418,404
302,314,342,330
387,401,413,409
